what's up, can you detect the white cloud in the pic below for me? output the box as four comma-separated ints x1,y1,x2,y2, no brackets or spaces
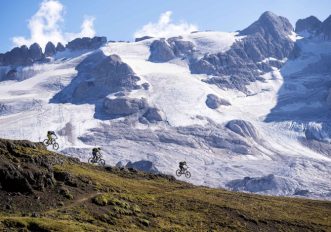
12,0,96,50
134,11,198,38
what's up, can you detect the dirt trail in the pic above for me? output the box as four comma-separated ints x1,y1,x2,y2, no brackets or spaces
46,191,104,214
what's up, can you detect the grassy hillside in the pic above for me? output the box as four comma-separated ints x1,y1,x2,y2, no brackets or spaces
0,139,330,232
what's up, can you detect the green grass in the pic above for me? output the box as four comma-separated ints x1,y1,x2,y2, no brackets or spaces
1,217,101,232
48,161,331,231
0,139,330,231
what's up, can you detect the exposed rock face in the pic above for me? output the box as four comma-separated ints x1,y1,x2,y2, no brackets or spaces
142,107,164,123
0,43,46,66
0,139,57,193
1,45,31,66
125,160,159,174
56,42,65,52
103,97,147,118
205,94,231,109
167,37,195,57
319,15,331,40
226,120,259,140
226,174,299,195
295,16,322,34
148,37,195,62
190,11,294,92
28,43,44,61
51,51,141,104
295,15,331,40
240,11,293,38
115,159,131,168
135,36,153,42
149,39,176,62
45,42,56,57
66,36,107,50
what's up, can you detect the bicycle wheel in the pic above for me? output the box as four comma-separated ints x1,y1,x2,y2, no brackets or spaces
53,142,59,150
99,159,106,166
88,158,93,164
176,169,182,177
185,171,191,178
43,139,49,146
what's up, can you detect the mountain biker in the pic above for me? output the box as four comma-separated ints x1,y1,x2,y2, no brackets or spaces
92,147,102,161
47,131,57,144
179,161,187,172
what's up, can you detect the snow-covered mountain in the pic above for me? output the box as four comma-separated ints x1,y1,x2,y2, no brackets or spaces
1,11,331,200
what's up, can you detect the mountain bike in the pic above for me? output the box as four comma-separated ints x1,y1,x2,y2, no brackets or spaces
88,155,106,166
43,138,59,150
176,167,191,178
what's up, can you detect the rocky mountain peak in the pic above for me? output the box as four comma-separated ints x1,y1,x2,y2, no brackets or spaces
295,16,322,34
45,41,56,57
56,42,65,52
28,43,43,61
240,11,293,39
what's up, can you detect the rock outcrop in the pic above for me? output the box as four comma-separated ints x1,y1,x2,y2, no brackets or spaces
142,107,164,123
103,97,147,118
0,139,59,193
205,94,231,109
226,120,259,140
319,15,331,40
226,174,299,195
45,42,56,57
1,45,30,66
240,11,293,38
56,42,65,52
295,16,322,34
51,51,141,104
190,11,294,92
28,43,44,61
135,36,153,42
148,37,195,62
0,43,45,66
295,15,331,40
66,36,107,50
125,160,159,174
149,39,176,62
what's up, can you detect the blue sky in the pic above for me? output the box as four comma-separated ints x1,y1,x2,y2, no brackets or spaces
0,0,330,52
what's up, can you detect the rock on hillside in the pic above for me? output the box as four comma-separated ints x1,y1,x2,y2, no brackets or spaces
51,51,141,104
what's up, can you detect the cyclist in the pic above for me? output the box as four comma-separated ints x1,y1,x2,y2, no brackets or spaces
92,147,102,161
47,131,57,144
179,161,187,172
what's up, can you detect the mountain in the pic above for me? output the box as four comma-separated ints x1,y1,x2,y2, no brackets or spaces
0,138,330,231
0,12,330,201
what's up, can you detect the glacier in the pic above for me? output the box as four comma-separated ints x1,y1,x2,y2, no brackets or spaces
0,12,330,200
